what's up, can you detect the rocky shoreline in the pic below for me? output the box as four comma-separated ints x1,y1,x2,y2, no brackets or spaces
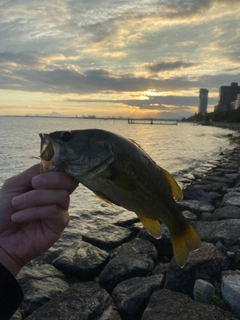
12,146,240,320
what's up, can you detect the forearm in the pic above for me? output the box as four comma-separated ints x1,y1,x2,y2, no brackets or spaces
0,263,24,320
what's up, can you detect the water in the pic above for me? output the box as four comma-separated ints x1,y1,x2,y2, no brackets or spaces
0,116,235,212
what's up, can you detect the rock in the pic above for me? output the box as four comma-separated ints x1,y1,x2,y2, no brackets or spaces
182,173,196,180
137,223,173,258
26,282,121,320
98,238,158,292
224,196,240,207
221,270,240,314
194,183,226,193
201,175,235,187
142,289,237,320
177,200,215,215
210,206,240,220
153,262,170,275
194,219,240,244
112,275,164,318
78,208,138,229
193,279,215,303
200,212,214,221
9,311,22,320
17,264,69,315
224,173,239,180
182,210,198,221
82,224,132,251
183,186,219,204
52,240,109,279
164,243,229,297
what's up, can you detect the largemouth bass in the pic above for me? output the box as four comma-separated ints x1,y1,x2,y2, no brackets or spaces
39,129,201,267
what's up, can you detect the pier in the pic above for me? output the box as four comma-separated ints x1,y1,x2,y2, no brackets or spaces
128,119,178,125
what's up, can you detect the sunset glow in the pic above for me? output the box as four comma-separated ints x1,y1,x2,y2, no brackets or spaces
0,0,240,119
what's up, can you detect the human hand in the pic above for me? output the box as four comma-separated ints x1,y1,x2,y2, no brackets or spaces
0,164,79,276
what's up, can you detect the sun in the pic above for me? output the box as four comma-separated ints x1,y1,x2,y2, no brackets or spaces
139,89,158,100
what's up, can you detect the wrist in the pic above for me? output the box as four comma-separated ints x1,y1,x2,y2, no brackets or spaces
0,247,23,276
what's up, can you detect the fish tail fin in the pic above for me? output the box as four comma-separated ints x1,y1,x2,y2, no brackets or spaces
170,222,201,268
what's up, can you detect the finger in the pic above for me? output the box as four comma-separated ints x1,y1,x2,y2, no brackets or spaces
3,164,39,192
32,171,79,194
12,189,70,211
11,205,69,227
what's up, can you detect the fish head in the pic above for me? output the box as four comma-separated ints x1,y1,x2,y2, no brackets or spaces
39,130,114,179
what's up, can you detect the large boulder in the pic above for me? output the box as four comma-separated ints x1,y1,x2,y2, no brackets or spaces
98,238,158,292
142,289,237,320
209,206,240,221
26,282,121,320
194,219,240,244
164,243,230,297
177,200,215,216
52,240,109,279
183,186,220,204
17,264,69,315
82,224,132,251
112,275,164,318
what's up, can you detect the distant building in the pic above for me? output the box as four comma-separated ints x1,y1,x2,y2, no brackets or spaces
216,82,240,111
198,88,208,114
236,93,240,109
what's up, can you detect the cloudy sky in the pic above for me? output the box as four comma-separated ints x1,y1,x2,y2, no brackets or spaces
0,0,240,118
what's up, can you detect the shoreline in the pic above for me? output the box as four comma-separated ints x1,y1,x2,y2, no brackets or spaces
15,143,240,320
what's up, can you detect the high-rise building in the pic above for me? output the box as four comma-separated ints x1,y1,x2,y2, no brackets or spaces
218,82,240,109
236,93,240,109
198,88,208,114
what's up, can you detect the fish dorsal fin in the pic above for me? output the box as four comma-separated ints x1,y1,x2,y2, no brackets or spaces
94,192,112,205
138,216,162,239
129,138,142,149
160,167,183,201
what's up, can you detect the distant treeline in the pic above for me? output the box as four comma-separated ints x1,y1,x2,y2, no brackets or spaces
184,108,240,123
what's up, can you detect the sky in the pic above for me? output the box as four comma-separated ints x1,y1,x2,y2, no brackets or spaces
0,0,240,119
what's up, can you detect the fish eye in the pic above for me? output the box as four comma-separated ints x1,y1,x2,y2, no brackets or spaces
60,131,73,141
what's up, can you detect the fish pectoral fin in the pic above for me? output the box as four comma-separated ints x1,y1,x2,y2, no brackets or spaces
160,166,183,201
170,222,201,268
138,216,161,239
94,192,113,205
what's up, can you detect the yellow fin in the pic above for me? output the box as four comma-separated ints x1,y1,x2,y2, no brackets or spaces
129,138,142,149
170,223,201,268
160,167,183,201
138,216,161,239
94,192,112,205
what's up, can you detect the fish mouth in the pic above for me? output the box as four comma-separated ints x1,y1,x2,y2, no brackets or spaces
39,133,60,173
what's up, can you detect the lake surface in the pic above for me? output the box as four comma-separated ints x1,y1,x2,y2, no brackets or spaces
0,116,235,212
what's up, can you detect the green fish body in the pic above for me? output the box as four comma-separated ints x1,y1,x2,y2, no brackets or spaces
39,129,201,267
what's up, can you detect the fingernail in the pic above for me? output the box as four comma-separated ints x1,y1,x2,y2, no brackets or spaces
32,175,46,188
12,195,26,209
11,212,23,222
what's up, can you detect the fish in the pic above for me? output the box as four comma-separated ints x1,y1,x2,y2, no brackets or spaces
39,129,201,267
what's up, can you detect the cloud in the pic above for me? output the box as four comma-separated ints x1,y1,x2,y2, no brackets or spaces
0,51,82,68
0,66,203,94
146,61,198,73
0,0,240,118
66,95,216,110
